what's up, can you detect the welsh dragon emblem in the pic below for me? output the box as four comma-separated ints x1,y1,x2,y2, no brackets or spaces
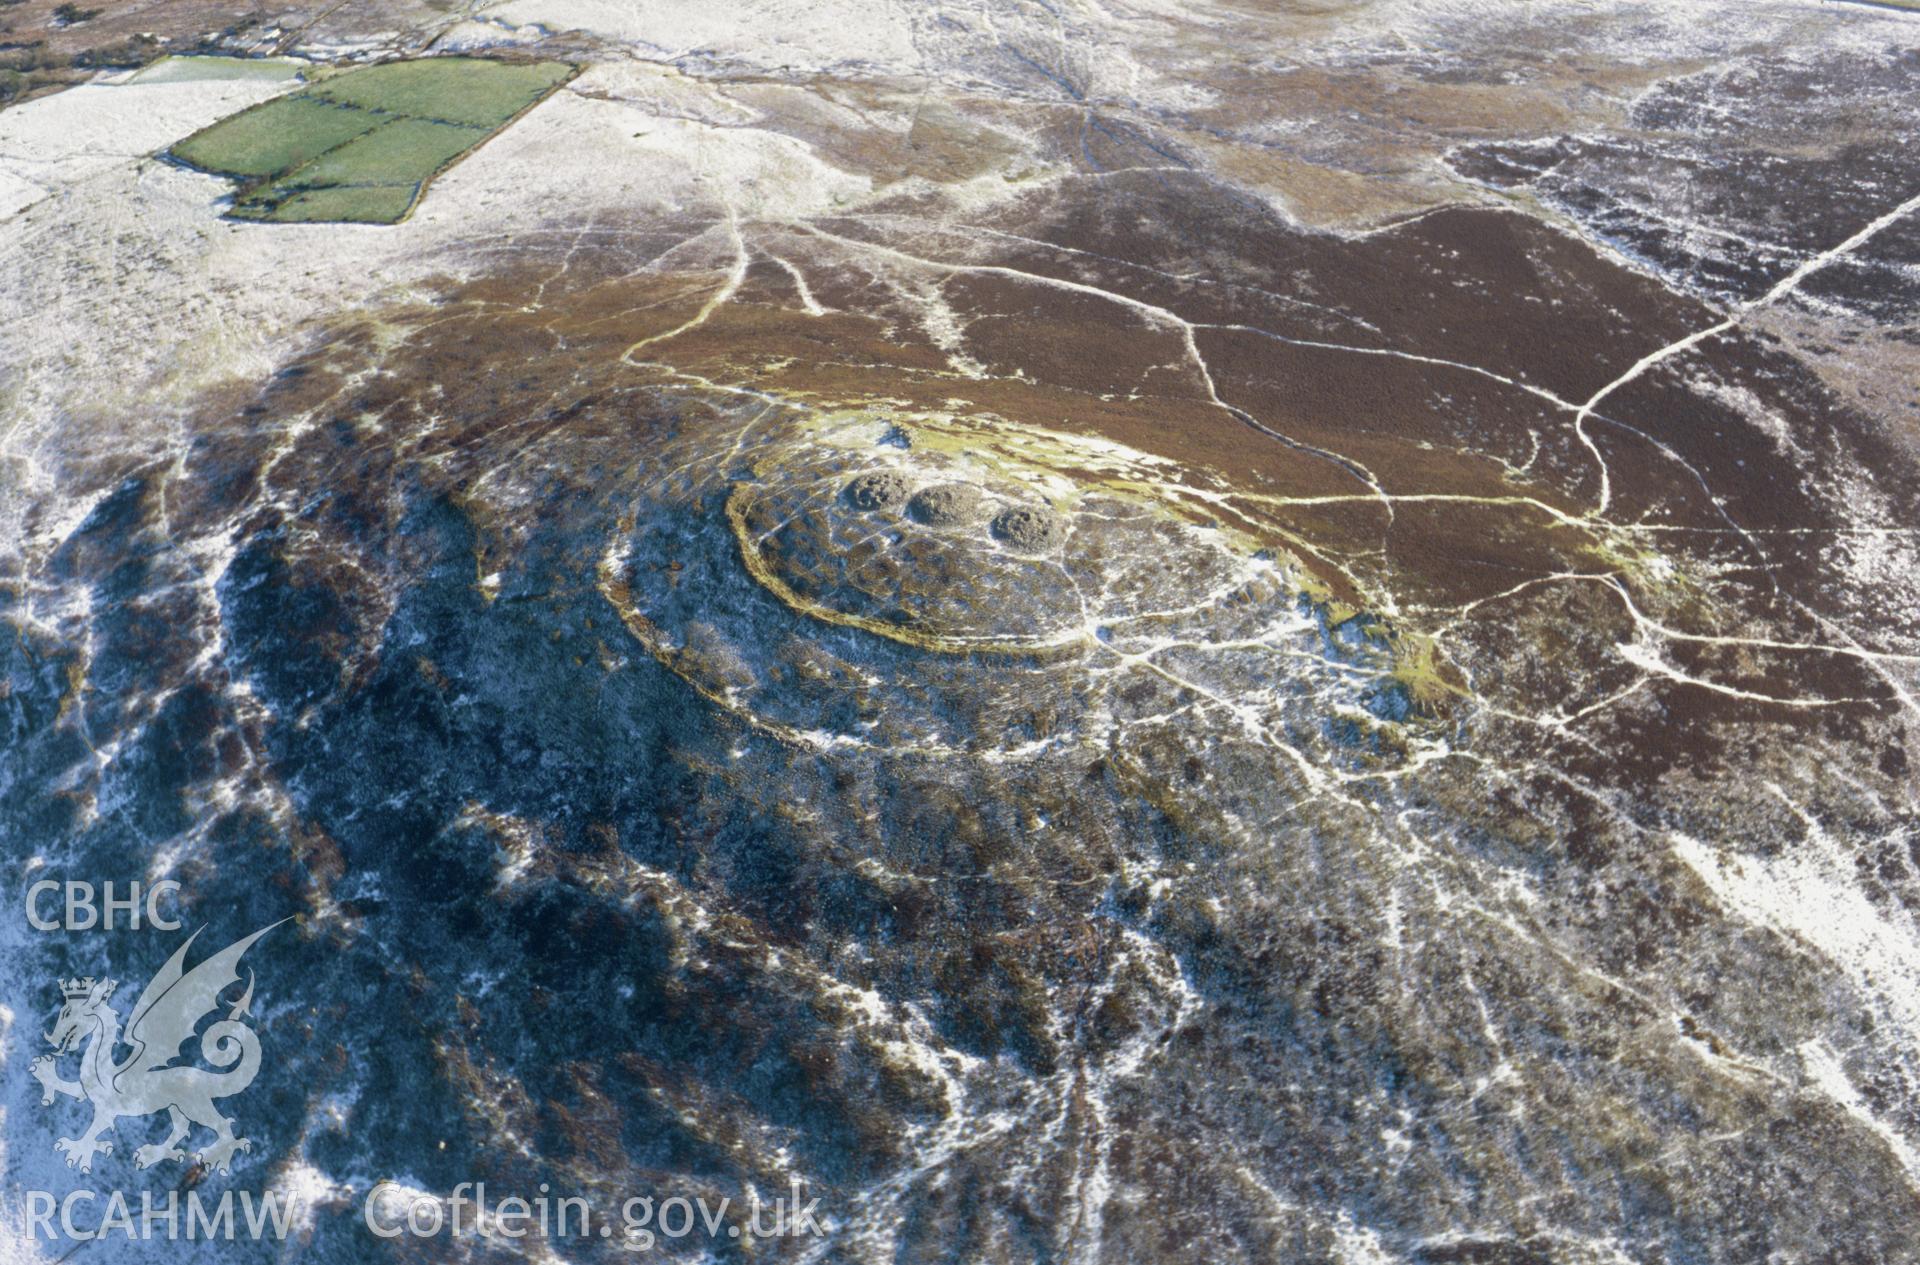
31,920,285,1175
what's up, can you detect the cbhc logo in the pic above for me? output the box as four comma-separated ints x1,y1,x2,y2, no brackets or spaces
26,880,182,931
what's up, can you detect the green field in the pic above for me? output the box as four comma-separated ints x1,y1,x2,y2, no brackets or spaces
131,55,309,85
303,58,578,127
172,96,382,178
167,57,575,225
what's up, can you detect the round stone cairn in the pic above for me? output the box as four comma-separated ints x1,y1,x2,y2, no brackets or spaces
906,482,984,526
843,470,911,511
990,505,1064,551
